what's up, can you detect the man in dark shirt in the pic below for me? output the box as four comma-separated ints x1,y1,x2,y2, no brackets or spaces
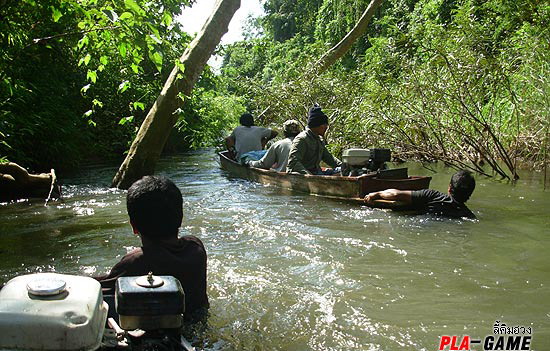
364,170,476,219
95,176,208,317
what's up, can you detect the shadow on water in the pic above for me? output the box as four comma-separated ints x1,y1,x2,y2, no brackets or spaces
1,149,549,350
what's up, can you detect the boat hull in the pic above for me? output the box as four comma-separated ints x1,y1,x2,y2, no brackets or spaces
218,151,431,202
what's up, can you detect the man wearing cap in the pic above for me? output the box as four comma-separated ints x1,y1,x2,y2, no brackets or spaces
225,113,278,161
287,106,342,175
248,119,302,172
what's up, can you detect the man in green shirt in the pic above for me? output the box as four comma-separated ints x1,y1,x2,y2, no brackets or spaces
287,106,342,175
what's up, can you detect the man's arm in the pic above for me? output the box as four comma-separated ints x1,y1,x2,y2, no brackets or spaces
321,145,342,169
225,136,235,149
249,145,277,169
287,137,309,174
225,135,236,159
364,189,412,205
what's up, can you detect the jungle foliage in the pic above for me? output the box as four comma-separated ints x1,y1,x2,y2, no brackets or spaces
221,0,549,178
1,0,548,179
0,0,243,171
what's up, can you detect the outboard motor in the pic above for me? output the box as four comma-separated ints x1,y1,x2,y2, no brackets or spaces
109,273,194,351
341,148,391,176
0,273,108,351
0,272,194,351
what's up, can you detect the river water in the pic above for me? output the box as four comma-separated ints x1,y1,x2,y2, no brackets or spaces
1,149,549,350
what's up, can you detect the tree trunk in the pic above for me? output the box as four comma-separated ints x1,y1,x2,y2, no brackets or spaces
0,162,60,201
112,0,241,189
316,0,384,73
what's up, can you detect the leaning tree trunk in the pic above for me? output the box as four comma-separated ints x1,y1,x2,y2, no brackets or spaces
112,0,241,189
316,0,384,73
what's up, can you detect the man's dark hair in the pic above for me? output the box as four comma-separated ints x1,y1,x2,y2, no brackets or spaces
127,176,183,240
239,113,254,127
449,170,475,203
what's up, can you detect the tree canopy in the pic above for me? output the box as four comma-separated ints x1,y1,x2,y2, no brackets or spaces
1,0,548,179
220,0,549,178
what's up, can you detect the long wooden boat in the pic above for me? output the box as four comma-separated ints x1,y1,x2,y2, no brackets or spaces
218,151,431,205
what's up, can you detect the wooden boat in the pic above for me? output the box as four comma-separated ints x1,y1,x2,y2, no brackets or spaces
218,151,431,205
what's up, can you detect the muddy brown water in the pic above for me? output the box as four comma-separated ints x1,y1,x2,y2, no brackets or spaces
1,149,549,350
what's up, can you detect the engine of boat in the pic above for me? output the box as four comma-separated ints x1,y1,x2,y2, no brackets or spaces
341,148,391,176
0,272,194,351
108,273,193,351
0,273,108,351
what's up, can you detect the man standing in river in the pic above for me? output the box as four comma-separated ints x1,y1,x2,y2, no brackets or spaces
287,106,342,175
95,175,209,318
364,170,476,219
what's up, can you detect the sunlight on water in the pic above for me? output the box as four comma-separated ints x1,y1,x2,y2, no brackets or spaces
1,150,549,350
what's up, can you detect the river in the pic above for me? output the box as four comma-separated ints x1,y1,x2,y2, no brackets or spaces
1,149,549,350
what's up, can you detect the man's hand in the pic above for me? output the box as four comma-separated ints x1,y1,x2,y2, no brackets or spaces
364,191,381,204
227,147,236,160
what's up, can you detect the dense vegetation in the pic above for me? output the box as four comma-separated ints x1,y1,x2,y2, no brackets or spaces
221,0,549,179
0,0,244,171
1,0,548,179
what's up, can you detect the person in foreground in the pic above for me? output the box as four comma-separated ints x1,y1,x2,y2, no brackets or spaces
287,106,342,175
95,175,209,318
364,170,477,219
225,113,278,161
248,119,302,172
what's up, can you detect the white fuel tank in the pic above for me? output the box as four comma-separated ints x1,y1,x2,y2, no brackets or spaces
342,148,371,166
0,273,108,351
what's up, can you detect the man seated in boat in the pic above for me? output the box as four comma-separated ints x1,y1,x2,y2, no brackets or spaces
287,106,342,175
95,175,209,319
364,170,476,219
225,113,278,162
247,119,302,172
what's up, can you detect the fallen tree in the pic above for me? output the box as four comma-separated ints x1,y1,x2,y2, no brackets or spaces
316,0,384,73
112,0,241,189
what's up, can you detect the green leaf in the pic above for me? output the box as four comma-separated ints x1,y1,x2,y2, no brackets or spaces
119,43,127,57
77,35,89,49
146,23,161,39
124,0,145,16
51,7,63,22
131,64,140,73
77,21,87,29
133,101,145,110
83,54,91,66
162,12,172,27
100,56,108,65
87,70,97,83
88,119,97,127
118,116,134,125
118,80,130,93
80,84,91,94
101,30,112,41
175,59,185,73
119,12,133,20
149,51,163,72
92,99,103,107
83,110,93,118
